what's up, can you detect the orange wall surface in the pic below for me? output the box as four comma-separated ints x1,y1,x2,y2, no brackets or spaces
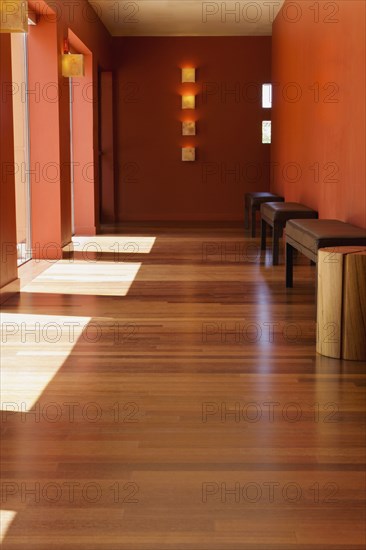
28,15,64,255
100,71,116,223
113,37,271,221
271,0,366,228
27,0,113,253
70,46,96,236
0,0,113,280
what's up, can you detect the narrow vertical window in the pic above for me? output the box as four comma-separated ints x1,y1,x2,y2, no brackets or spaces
262,121,271,144
262,84,272,108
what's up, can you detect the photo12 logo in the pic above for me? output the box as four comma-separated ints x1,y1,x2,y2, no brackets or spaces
1,400,143,424
201,480,339,504
201,2,340,25
0,320,139,344
201,401,340,423
1,481,140,505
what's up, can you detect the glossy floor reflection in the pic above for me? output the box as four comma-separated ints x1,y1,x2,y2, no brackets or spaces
1,223,365,549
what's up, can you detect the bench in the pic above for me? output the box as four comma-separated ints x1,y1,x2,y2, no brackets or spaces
260,202,318,265
285,219,366,287
244,192,284,237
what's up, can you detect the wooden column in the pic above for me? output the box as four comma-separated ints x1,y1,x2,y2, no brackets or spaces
317,246,366,361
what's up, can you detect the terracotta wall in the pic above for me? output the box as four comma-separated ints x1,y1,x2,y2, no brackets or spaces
113,37,272,221
271,0,366,228
27,0,112,257
0,0,113,285
100,71,115,223
69,31,96,236
27,14,64,257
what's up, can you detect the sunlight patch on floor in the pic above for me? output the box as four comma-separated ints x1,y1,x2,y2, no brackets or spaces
0,510,17,542
1,313,92,408
71,235,156,254
20,261,142,296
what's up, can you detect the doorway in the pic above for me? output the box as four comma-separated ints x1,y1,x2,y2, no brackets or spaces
11,33,31,266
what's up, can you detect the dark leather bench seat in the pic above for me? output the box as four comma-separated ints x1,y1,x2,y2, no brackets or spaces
260,202,318,265
285,219,366,287
244,192,284,237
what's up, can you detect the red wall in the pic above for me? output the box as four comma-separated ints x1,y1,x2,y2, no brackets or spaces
0,0,113,280
113,37,271,221
69,31,96,236
271,0,366,228
27,0,112,255
100,72,116,223
28,14,64,256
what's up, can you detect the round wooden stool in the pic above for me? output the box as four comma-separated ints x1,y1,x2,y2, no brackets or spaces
317,246,366,361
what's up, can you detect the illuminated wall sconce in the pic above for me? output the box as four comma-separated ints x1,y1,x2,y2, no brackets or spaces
62,54,85,78
182,121,196,136
0,0,28,33
181,68,195,83
182,95,195,109
182,147,195,162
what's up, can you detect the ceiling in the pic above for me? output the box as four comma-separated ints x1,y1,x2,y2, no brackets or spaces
89,0,285,37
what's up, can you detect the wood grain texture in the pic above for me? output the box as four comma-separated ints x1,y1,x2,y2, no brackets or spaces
317,247,366,361
1,224,365,549
317,248,344,358
342,251,366,361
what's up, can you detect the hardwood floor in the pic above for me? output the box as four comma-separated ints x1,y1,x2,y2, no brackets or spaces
1,223,365,549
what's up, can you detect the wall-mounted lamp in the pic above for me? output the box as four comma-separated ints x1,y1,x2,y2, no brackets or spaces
62,54,85,77
0,0,28,33
182,95,195,109
182,121,196,136
182,147,195,161
181,68,195,83
62,40,85,78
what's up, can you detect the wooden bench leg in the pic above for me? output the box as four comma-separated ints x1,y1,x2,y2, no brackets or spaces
272,223,281,265
251,206,257,238
244,203,249,230
286,242,294,287
260,219,267,251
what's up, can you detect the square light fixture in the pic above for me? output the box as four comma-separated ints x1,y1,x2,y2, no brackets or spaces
182,121,196,136
182,68,195,83
0,0,28,33
62,54,85,78
182,95,195,109
182,147,195,162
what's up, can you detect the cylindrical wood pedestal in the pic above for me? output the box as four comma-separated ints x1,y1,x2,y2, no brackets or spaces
317,246,366,361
